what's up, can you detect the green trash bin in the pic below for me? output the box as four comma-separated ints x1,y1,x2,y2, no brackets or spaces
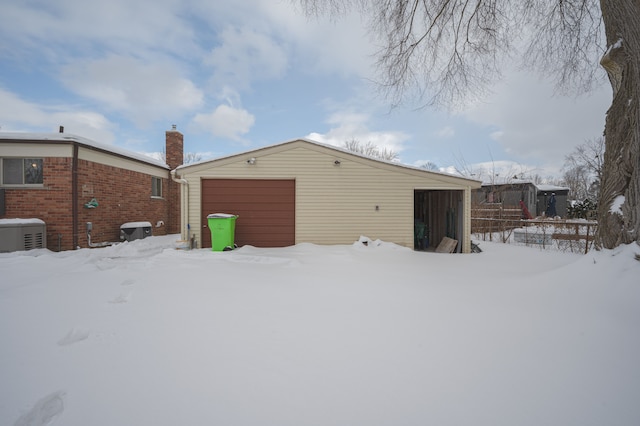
207,213,238,251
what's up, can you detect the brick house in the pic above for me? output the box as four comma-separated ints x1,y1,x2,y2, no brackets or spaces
0,127,183,251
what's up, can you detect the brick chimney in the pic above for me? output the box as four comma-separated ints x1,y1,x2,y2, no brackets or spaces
165,125,184,235
165,124,184,169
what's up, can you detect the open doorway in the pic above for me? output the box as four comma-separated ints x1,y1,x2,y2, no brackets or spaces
414,190,464,252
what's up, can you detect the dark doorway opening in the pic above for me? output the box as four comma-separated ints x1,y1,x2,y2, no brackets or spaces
414,190,463,252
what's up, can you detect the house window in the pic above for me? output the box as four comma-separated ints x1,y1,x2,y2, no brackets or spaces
151,176,162,198
1,158,43,185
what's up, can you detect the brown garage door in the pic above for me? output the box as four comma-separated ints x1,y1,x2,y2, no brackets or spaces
201,179,295,248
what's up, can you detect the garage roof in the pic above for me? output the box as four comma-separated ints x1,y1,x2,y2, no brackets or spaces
177,137,481,188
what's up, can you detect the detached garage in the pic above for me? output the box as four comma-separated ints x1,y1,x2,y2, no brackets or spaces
172,139,481,253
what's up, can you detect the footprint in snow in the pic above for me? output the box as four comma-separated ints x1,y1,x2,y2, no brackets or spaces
109,291,132,304
57,328,90,346
120,279,135,286
14,391,65,426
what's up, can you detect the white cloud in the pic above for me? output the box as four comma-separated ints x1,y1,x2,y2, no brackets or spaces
490,130,504,141
217,86,244,109
273,7,374,77
0,0,200,61
462,69,609,170
197,1,374,79
206,26,289,91
307,112,409,154
60,55,204,127
437,126,455,139
191,105,255,141
0,87,116,143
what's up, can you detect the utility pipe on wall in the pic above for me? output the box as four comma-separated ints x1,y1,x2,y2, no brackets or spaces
170,169,189,243
72,143,79,249
86,222,117,248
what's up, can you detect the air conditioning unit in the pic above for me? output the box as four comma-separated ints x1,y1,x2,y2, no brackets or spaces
120,221,152,242
0,219,47,252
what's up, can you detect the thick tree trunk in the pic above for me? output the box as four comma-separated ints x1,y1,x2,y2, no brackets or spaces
596,0,640,249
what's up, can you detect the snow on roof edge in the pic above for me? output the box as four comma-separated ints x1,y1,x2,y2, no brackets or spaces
0,132,169,169
176,137,482,185
536,184,571,192
480,178,570,192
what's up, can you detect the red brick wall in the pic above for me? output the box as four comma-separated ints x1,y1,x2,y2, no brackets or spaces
2,157,74,251
76,159,169,247
2,156,172,251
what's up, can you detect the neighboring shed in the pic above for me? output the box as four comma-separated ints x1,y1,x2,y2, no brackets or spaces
173,139,481,253
473,179,570,218
535,184,570,218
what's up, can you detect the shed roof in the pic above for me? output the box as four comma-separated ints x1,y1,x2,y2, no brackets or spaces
0,132,168,169
535,184,570,193
480,178,569,192
177,137,482,188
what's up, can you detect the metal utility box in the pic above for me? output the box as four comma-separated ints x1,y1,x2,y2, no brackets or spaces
120,221,152,242
0,219,47,252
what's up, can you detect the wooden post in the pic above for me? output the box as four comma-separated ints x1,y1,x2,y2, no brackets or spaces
585,224,591,254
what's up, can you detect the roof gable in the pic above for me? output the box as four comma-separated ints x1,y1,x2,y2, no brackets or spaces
178,138,481,187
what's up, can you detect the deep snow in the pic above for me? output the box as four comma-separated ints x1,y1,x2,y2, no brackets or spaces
1,236,639,426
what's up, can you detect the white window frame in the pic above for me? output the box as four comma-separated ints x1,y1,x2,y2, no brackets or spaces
151,176,163,198
1,157,44,186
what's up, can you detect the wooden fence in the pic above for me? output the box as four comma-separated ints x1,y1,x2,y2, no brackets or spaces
472,204,598,254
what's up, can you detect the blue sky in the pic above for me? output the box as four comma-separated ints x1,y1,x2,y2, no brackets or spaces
0,0,610,180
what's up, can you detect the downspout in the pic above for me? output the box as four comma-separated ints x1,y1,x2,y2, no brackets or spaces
170,169,190,244
72,143,79,249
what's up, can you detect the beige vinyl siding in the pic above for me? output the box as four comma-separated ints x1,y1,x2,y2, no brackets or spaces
78,146,168,177
178,140,479,251
0,143,73,158
0,143,167,178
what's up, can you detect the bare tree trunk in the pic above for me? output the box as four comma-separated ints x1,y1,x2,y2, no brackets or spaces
596,0,640,249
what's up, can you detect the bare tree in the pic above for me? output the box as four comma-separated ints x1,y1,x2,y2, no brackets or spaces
562,136,604,200
160,151,203,165
183,152,203,165
297,0,640,249
563,164,591,201
451,150,484,180
451,149,537,184
343,138,399,161
420,161,439,171
566,137,604,182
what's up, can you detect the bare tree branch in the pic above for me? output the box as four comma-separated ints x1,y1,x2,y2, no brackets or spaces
343,138,399,161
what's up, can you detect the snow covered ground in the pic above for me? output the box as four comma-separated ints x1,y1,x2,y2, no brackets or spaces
1,236,639,426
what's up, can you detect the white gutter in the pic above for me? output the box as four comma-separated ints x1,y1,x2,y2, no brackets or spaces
170,169,190,243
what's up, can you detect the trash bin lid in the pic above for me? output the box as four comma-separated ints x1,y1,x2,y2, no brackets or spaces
207,213,237,219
